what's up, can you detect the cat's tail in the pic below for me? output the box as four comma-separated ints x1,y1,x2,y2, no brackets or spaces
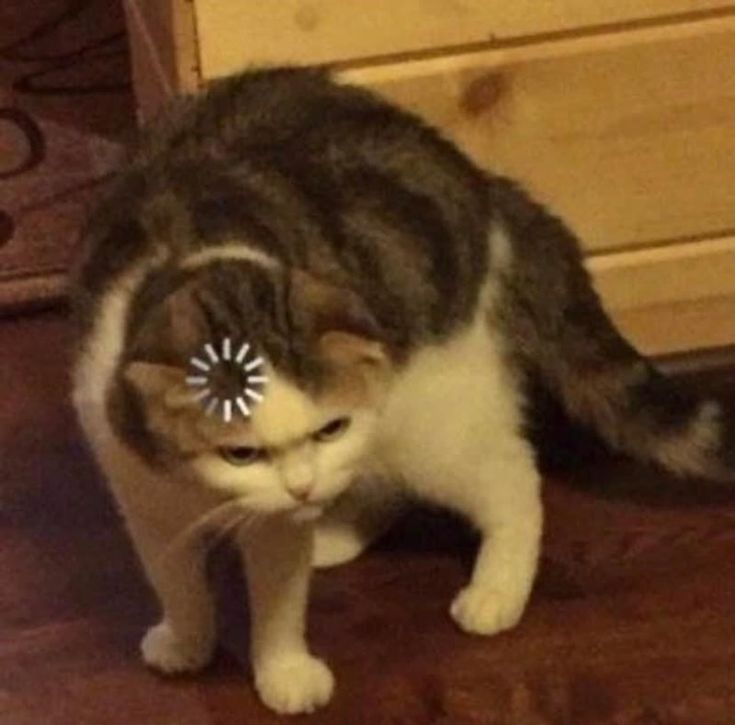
491,177,735,482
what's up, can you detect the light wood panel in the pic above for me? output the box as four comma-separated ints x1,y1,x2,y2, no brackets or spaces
343,16,735,253
609,295,735,355
588,235,735,354
588,236,735,311
193,0,735,75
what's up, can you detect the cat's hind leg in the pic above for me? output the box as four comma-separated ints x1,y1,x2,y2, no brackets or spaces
381,310,544,637
393,418,543,636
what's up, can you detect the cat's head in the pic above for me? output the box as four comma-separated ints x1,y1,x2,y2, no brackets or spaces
118,259,392,518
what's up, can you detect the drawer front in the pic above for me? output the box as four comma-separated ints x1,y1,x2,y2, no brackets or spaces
588,235,735,354
343,17,735,253
193,0,735,76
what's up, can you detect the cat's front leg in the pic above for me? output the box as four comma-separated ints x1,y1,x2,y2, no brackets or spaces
239,517,334,715
449,445,543,637
123,512,217,674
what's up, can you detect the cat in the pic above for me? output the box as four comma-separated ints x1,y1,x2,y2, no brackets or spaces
71,67,734,715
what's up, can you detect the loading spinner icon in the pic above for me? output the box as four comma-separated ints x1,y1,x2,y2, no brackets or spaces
185,338,268,422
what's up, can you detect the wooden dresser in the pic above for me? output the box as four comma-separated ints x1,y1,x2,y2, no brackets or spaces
123,1,735,357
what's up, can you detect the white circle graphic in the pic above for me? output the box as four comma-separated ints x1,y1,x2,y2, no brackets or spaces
185,337,268,422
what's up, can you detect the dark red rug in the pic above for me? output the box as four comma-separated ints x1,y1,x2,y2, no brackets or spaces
0,0,135,312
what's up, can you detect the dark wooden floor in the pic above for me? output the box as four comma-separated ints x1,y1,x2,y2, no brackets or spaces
3,310,735,724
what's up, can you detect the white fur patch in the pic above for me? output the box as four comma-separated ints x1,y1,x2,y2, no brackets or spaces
180,243,279,271
376,289,526,501
72,250,212,521
374,281,542,636
656,399,723,477
73,252,166,413
141,620,213,673
254,653,334,715
489,220,514,271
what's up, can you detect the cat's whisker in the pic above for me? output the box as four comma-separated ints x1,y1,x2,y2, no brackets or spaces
154,499,254,568
206,509,265,551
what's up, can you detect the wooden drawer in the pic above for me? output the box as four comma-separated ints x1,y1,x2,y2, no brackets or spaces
587,235,735,355
193,1,734,75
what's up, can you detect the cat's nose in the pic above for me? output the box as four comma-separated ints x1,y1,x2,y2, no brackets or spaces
285,479,315,502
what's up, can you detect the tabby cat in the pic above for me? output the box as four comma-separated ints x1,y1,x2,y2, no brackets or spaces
71,68,734,715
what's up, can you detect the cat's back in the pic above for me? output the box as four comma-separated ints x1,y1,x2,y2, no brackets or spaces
74,68,495,357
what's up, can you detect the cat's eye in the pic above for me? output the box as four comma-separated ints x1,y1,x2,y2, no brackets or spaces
313,417,351,442
219,446,265,466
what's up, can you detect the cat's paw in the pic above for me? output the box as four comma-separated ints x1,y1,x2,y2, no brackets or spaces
313,522,368,569
141,621,214,674
450,585,526,636
255,653,334,715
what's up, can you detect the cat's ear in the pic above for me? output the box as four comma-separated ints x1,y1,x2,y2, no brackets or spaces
318,331,387,370
318,331,391,402
123,361,193,410
290,270,379,340
291,271,391,375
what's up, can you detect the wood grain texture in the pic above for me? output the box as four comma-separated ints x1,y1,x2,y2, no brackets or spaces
588,235,735,355
193,0,735,73
3,311,735,724
343,16,735,254
588,235,735,312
